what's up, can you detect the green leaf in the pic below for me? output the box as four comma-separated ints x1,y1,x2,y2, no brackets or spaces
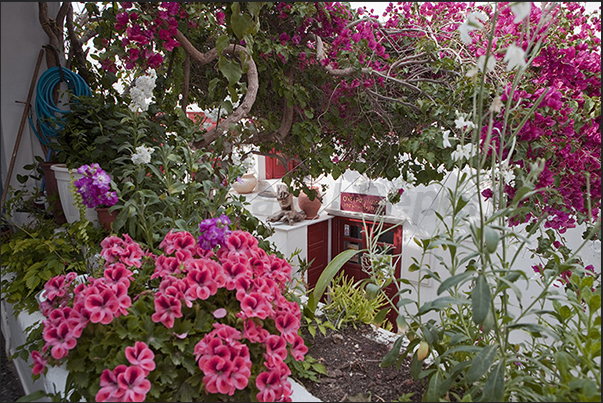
372,307,390,327
365,283,380,300
16,390,50,402
230,8,254,40
216,35,230,55
247,2,263,17
380,336,404,368
465,345,497,383
419,296,470,315
482,361,505,402
425,371,441,402
510,185,536,207
219,58,242,86
310,248,364,313
410,351,423,380
437,271,474,295
483,225,499,254
472,274,491,325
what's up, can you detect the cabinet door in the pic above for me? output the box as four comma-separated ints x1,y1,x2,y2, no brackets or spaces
307,220,329,291
332,216,403,330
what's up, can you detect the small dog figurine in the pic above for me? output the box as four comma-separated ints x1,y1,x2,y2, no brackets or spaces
267,183,306,225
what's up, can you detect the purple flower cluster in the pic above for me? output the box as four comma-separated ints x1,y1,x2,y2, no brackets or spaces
198,214,231,250
74,164,118,209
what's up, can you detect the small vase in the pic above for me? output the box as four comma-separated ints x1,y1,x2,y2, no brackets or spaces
298,187,322,219
232,173,258,194
95,207,118,232
51,164,98,224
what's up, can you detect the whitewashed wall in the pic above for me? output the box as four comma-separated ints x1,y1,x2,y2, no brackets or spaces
1,2,60,226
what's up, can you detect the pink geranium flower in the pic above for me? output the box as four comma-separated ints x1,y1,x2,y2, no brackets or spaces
239,292,274,320
263,335,288,367
31,350,47,375
185,264,218,300
274,312,300,344
290,334,308,362
43,275,69,301
96,366,127,402
201,356,236,395
85,284,120,325
151,293,182,328
116,365,151,402
125,341,156,375
43,322,78,360
104,263,133,288
255,370,284,402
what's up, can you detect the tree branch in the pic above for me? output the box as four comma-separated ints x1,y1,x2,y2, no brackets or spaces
173,30,259,149
65,4,91,83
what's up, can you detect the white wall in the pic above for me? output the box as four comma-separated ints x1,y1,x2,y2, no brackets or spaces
1,2,60,225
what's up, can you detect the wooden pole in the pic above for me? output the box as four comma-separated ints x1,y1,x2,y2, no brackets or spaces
1,49,45,212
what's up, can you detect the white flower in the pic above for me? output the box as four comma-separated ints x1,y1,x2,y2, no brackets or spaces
128,69,157,112
500,169,515,186
451,143,476,162
458,12,487,44
477,55,496,72
442,130,452,148
232,149,256,173
503,44,527,71
454,112,475,130
490,96,504,113
510,2,531,24
131,145,155,165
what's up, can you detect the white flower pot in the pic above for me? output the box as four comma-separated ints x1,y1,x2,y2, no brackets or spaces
50,164,98,225
232,173,258,194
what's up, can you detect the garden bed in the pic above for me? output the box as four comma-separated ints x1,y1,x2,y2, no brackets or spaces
298,323,427,402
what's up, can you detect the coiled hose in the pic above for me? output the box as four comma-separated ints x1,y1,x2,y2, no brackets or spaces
30,66,91,159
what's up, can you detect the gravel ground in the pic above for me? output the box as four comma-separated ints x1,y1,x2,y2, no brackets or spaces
1,331,26,402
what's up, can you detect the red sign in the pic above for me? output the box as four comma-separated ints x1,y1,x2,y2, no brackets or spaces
340,192,385,215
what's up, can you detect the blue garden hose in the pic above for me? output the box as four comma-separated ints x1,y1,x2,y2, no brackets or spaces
29,66,91,190
29,66,91,157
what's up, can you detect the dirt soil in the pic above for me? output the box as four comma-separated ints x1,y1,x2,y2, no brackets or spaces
298,323,426,402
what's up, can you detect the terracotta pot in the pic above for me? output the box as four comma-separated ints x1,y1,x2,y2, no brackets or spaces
232,173,258,194
298,187,322,219
95,207,118,232
40,162,67,224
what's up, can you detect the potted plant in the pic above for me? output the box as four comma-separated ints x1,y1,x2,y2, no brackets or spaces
297,177,325,220
72,163,119,231
23,215,309,402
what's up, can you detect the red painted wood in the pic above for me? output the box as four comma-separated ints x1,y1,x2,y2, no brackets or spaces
307,220,329,291
330,216,403,330
264,150,299,179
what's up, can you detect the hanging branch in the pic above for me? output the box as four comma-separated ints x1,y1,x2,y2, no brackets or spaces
174,30,259,149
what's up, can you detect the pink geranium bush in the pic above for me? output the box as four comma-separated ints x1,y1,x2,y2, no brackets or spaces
28,217,308,402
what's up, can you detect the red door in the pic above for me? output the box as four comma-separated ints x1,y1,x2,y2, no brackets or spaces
265,150,298,179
